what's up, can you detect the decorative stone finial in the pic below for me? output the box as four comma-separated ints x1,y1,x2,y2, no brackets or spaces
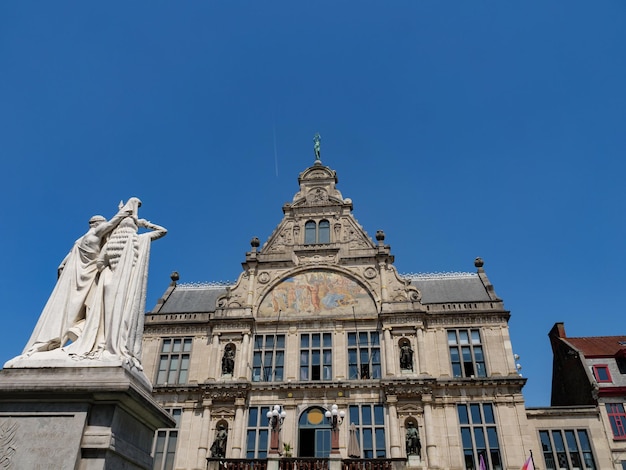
376,230,385,242
313,133,321,162
170,271,180,282
251,237,260,248
474,257,484,268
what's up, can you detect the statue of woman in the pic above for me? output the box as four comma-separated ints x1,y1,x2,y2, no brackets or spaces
210,425,228,458
66,198,166,369
7,205,131,364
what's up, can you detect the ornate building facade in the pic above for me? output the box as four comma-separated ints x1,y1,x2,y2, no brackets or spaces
141,157,618,469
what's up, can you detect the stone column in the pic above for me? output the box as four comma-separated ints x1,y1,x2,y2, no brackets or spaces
383,327,395,376
423,395,438,468
196,400,212,468
231,398,246,458
386,395,402,458
208,333,220,380
416,327,427,375
237,332,250,380
379,262,388,302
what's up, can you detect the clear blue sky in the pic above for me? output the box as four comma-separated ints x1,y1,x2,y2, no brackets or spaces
1,2,624,407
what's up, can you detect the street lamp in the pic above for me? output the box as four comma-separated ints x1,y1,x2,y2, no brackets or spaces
325,404,346,430
267,405,287,455
325,404,345,455
267,404,287,430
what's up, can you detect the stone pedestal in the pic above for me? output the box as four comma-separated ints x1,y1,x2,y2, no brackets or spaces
0,366,174,470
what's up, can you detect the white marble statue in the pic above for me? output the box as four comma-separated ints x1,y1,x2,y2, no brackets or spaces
21,206,133,356
6,198,166,373
65,197,166,368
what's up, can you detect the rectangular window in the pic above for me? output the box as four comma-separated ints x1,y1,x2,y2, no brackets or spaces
156,338,192,385
592,365,611,383
448,329,486,378
246,406,270,458
606,404,626,440
539,429,596,469
457,403,502,470
349,404,386,458
300,333,332,381
348,332,381,379
252,335,285,382
617,357,626,374
153,408,182,470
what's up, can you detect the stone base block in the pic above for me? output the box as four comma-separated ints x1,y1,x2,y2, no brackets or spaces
0,366,174,470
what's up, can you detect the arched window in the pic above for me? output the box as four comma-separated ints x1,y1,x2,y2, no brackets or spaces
305,221,316,244
318,220,330,244
298,407,331,458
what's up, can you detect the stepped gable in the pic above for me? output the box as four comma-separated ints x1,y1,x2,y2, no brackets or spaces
212,159,421,319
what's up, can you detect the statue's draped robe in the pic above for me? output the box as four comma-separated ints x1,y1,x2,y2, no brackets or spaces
66,221,151,363
23,236,100,354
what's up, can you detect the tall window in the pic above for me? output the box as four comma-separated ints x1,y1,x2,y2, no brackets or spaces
156,338,192,385
457,403,502,470
349,404,386,458
153,408,182,470
348,332,381,379
448,329,486,378
606,404,626,440
246,406,270,458
304,219,331,244
539,429,596,469
300,333,332,380
252,334,285,382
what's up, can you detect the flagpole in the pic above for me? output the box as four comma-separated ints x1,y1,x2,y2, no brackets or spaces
530,449,535,467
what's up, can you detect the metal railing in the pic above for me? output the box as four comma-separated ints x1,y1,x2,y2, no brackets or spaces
207,458,403,470
279,458,329,470
206,458,268,470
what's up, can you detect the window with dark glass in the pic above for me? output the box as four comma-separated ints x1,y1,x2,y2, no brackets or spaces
246,406,270,458
606,404,626,440
457,403,502,470
305,221,317,244
300,333,332,381
592,364,611,383
153,408,182,470
349,404,386,458
318,220,330,243
448,329,486,378
156,338,192,385
348,332,381,379
539,429,596,469
252,334,285,382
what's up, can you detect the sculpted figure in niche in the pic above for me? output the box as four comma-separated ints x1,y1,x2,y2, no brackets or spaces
222,344,235,375
20,205,133,357
400,340,414,371
405,422,421,457
210,424,228,458
66,197,166,368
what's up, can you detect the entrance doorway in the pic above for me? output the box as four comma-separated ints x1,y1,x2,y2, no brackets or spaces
298,407,331,458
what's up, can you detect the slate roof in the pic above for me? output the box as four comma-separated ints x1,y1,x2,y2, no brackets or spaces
564,336,626,358
409,274,491,304
156,285,228,314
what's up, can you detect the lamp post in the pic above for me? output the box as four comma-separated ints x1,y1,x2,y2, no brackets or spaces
267,405,287,455
325,404,345,455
